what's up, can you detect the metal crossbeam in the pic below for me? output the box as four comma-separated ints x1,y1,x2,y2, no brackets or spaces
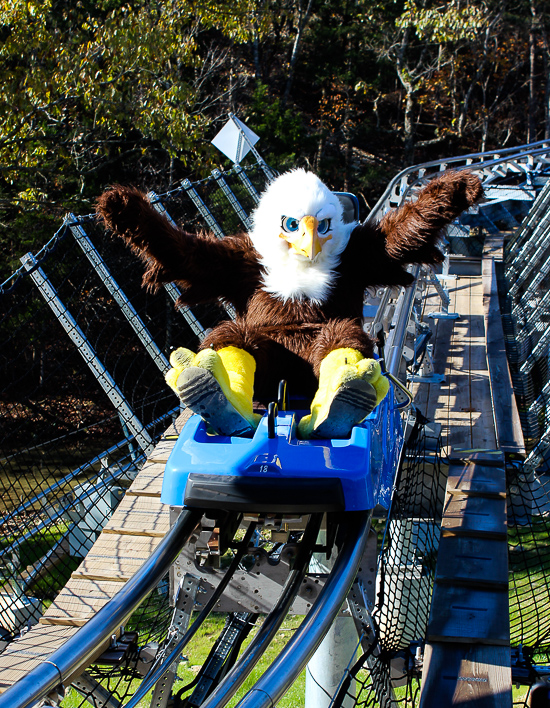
211,169,251,229
149,190,237,322
20,253,154,455
181,180,225,239
68,216,170,374
149,574,200,708
234,165,261,205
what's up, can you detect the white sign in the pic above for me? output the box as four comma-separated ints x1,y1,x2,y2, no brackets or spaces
211,114,260,164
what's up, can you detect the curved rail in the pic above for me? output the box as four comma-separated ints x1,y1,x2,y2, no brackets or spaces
199,513,323,708
0,509,203,708
367,140,550,220
235,511,371,708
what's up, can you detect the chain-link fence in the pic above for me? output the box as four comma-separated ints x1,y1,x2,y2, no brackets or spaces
502,180,550,462
497,184,550,703
0,162,271,645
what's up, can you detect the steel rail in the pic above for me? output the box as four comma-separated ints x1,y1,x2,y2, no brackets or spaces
234,510,372,708
0,509,203,708
123,520,259,708
367,140,550,221
199,513,323,708
385,266,421,379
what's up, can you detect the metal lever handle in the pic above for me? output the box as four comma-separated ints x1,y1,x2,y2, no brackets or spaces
267,401,278,438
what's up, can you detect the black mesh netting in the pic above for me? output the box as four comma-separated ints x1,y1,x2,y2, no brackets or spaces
0,163,271,646
507,464,550,705
332,413,445,708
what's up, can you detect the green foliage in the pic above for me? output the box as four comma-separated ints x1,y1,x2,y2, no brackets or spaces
246,83,309,171
397,0,488,43
0,0,548,271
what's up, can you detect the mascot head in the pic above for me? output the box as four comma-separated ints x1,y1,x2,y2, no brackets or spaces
249,169,356,304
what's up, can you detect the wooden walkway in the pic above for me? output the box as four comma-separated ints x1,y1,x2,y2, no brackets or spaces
412,268,497,452
0,410,190,691
415,242,524,707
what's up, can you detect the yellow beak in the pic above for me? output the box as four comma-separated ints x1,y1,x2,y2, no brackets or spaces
280,216,332,260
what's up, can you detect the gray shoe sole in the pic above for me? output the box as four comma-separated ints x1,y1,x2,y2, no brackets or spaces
311,379,377,439
176,367,255,437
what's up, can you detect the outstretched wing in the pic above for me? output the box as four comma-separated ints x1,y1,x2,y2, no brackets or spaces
379,170,483,265
343,170,483,289
97,185,262,313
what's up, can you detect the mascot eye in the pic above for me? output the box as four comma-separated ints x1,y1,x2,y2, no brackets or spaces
318,218,331,235
281,216,300,233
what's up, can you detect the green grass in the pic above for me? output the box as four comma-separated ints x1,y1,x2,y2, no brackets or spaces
60,614,306,708
1,520,81,602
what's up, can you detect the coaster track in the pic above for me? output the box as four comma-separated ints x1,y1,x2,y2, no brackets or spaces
1,140,550,708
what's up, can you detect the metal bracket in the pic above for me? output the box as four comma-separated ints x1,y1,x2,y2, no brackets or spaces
173,536,324,614
347,529,378,650
149,573,201,708
72,671,121,708
424,266,459,319
427,311,460,320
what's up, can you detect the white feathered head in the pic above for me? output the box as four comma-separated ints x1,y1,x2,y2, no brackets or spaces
249,169,356,303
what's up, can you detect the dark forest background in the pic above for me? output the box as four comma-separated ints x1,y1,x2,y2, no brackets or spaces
1,0,549,279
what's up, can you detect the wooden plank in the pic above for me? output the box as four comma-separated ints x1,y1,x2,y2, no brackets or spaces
409,287,453,421
126,461,166,497
420,643,512,707
447,461,506,498
482,255,526,455
40,579,125,626
147,437,177,464
466,278,498,451
162,408,193,437
103,494,169,536
448,276,497,452
426,585,509,645
71,533,161,581
450,277,477,451
0,625,78,690
435,536,508,588
448,450,504,465
412,273,500,456
422,275,498,453
441,494,507,538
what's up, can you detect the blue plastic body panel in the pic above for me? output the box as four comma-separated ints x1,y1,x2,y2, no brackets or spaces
162,385,404,513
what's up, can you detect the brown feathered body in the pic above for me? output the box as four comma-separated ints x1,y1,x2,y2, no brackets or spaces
97,170,482,403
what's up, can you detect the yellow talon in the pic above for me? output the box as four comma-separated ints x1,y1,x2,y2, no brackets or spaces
298,348,390,439
165,346,260,433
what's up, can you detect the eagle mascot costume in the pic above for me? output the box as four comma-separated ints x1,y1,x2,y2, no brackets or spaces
97,169,482,439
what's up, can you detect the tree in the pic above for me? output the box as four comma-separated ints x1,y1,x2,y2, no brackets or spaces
0,0,267,275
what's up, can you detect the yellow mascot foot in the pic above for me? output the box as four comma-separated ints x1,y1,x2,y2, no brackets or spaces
166,346,261,437
298,348,390,440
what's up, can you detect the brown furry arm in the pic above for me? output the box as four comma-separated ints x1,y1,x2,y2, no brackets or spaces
378,171,483,265
96,185,262,311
